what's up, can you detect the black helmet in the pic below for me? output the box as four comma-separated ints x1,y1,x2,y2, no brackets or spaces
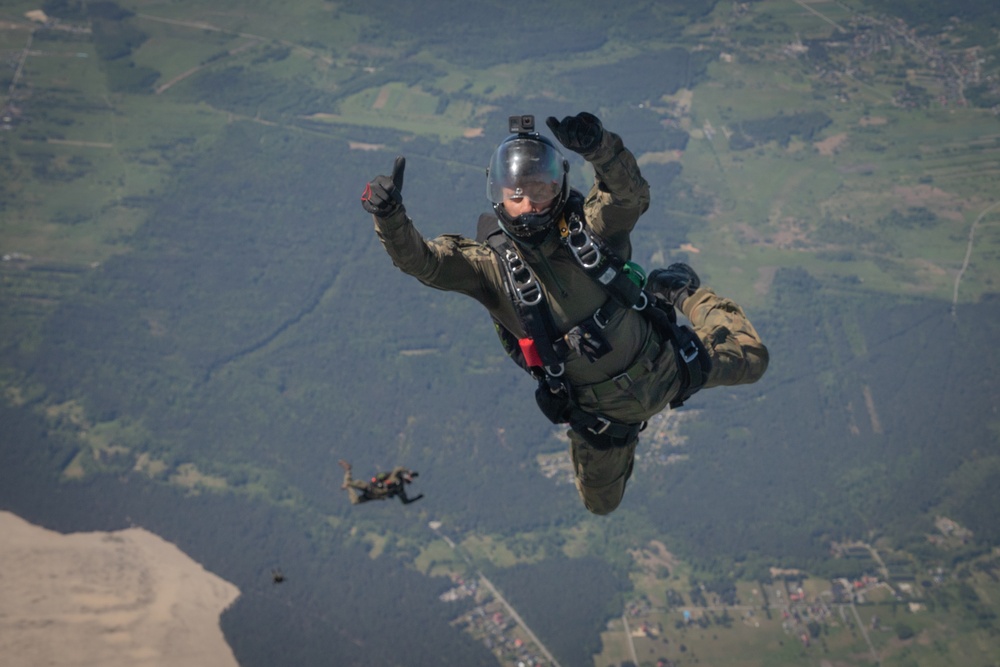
487,132,569,246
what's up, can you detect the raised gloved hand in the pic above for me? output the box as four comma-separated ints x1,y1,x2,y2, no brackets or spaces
647,263,701,309
545,112,603,156
361,155,406,217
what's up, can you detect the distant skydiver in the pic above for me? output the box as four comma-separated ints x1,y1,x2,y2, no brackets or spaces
361,111,768,516
338,459,423,505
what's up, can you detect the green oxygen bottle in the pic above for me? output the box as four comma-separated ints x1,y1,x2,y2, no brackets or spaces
623,261,647,289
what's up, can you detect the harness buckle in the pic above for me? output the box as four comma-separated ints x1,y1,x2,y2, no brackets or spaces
567,215,602,269
506,248,543,306
679,339,699,363
612,372,632,391
592,307,610,329
632,291,649,311
589,416,612,435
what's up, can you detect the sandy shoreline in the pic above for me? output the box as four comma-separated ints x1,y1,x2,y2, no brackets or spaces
0,511,241,667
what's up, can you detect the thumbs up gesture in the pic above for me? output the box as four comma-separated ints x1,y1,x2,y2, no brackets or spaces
361,156,406,217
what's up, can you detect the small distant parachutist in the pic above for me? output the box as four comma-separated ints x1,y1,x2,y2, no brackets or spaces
339,459,423,505
271,568,285,584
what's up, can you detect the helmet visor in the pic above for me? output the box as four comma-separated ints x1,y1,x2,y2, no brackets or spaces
487,137,565,206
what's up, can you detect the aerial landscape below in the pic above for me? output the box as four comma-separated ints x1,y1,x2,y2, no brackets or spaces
1,0,998,665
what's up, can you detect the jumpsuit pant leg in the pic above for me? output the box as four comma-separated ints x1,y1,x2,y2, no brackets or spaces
568,429,638,516
680,287,769,389
342,469,369,504
564,288,766,516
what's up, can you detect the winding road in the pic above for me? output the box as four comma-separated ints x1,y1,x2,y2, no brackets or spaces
952,200,1000,321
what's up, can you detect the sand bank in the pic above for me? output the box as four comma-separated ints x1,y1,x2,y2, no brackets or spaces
0,511,241,667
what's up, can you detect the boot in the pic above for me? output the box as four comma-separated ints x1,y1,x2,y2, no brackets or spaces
647,263,700,310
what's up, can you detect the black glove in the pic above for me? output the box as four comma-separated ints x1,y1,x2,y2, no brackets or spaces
545,112,603,156
361,156,406,217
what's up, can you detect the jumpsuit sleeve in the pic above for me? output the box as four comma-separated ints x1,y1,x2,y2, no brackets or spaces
373,208,501,307
581,129,651,254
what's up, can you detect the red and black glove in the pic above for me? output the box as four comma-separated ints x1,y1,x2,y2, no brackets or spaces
361,155,406,217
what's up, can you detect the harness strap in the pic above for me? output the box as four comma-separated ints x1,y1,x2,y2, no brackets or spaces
566,409,645,449
479,199,711,445
486,230,566,382
639,297,710,408
562,210,646,310
579,335,661,401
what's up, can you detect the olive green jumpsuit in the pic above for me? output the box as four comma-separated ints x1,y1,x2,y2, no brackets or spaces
342,466,411,504
372,127,768,515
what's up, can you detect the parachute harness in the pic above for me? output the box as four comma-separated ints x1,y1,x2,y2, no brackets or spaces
482,194,710,449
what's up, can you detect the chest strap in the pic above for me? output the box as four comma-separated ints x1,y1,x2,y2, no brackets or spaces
489,233,567,380
482,212,710,448
562,210,648,312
